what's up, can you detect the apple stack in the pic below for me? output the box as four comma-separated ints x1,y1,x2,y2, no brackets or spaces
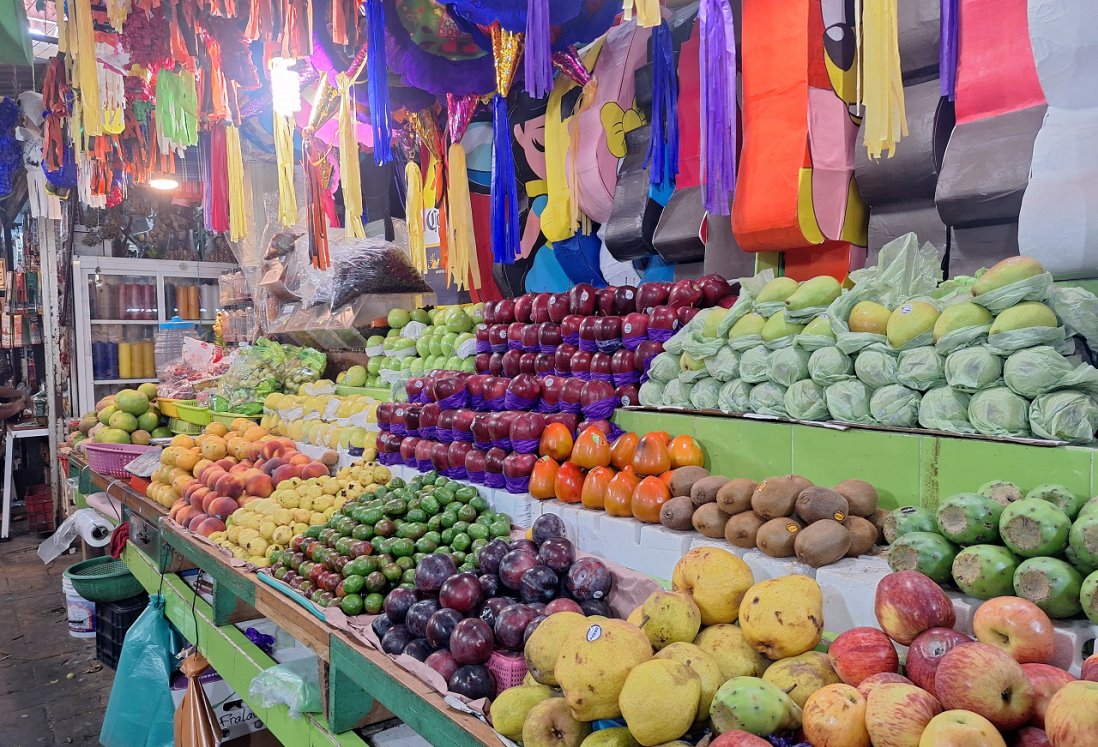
886,480,1098,625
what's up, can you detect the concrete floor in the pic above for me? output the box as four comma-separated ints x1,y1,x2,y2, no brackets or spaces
0,522,115,746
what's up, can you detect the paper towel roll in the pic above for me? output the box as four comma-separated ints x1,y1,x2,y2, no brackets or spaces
37,508,115,564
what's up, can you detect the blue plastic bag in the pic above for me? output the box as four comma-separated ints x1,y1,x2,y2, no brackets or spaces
100,595,180,747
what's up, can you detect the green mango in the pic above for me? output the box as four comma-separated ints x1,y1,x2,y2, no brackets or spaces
756,276,800,304
784,276,841,312
989,302,1058,335
973,256,1045,296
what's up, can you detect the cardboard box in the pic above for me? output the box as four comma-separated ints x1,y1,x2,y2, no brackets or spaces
170,668,266,743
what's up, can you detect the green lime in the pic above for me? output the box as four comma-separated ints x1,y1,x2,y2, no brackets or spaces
402,568,417,585
351,524,374,541
415,536,439,554
395,555,415,572
389,477,405,489
451,533,472,552
435,476,450,487
391,538,415,558
426,515,442,532
451,550,467,565
340,594,364,616
383,499,408,517
470,537,488,552
420,496,441,515
436,489,456,507
364,593,385,615
381,563,403,583
422,470,439,484
342,575,365,595
440,512,458,529
365,571,387,593
441,527,456,546
362,507,384,525
476,513,495,527
490,521,511,538
469,496,489,513
457,504,477,523
455,486,477,503
372,485,389,499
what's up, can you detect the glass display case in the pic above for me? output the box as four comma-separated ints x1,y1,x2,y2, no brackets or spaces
72,256,236,414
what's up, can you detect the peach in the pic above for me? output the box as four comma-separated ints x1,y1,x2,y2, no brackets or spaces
215,457,237,470
271,463,301,486
319,450,339,467
203,468,227,490
229,462,251,475
260,441,284,460
288,453,311,467
261,457,286,477
202,491,219,513
193,459,214,480
245,473,274,498
208,497,239,521
196,517,226,536
215,473,245,499
182,480,204,500
175,506,198,526
245,442,263,461
276,437,296,450
300,462,329,480
185,511,210,530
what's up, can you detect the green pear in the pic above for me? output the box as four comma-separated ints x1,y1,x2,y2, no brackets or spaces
490,684,555,741
761,311,806,342
756,276,800,304
785,276,841,312
933,302,993,340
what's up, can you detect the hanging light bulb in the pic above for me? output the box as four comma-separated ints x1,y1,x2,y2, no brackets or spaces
148,174,180,190
269,58,303,117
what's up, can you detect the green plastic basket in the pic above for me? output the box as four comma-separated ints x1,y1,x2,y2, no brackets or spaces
157,398,195,419
169,417,203,435
63,556,144,603
209,411,262,427
175,402,212,426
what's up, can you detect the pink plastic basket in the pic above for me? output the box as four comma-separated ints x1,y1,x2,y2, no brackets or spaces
487,651,528,695
83,443,159,478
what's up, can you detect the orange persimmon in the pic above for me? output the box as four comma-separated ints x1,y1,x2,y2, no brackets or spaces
554,461,586,504
648,431,672,447
631,476,672,523
609,432,639,471
581,466,616,510
539,422,575,462
570,426,612,470
530,456,559,500
659,470,675,487
632,432,671,476
604,469,640,517
669,435,705,468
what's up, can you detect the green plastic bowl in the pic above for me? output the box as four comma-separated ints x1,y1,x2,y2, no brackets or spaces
63,557,144,603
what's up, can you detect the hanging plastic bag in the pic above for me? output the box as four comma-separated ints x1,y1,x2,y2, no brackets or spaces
1049,285,1098,351
1028,390,1098,444
174,652,219,747
870,384,922,427
647,353,680,384
638,380,665,406
970,271,1054,314
690,377,722,410
100,595,180,747
249,657,323,720
808,347,855,387
705,346,741,383
968,387,1031,438
718,379,753,414
769,346,811,388
785,380,829,421
662,377,694,407
895,346,946,391
825,380,875,424
738,346,772,384
749,382,789,417
943,347,1003,393
1003,346,1098,399
918,386,976,433
854,349,900,389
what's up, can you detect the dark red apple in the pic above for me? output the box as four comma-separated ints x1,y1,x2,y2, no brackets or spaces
506,374,541,407
581,380,615,408
570,350,592,377
471,413,494,447
547,293,570,323
376,402,396,430
534,353,554,377
433,375,466,407
678,306,700,325
414,438,434,467
635,281,670,313
436,409,456,441
510,413,546,453
483,376,508,409
475,353,492,373
569,283,597,315
406,377,426,402
615,384,640,407
482,302,497,326
488,324,508,353
430,442,449,473
400,437,419,464
447,442,472,476
621,312,649,349
648,305,680,337
578,317,599,351
719,294,739,309
465,448,487,481
519,352,538,375
560,315,583,345
906,627,973,697
489,411,519,450
613,285,638,315
539,376,564,410
634,340,664,372
589,352,613,379
612,348,636,376
667,279,703,308
596,287,617,317
531,293,551,324
696,273,732,307
502,349,523,378
538,322,562,350
554,343,577,375
494,298,515,324
560,379,585,413
507,322,525,350
465,374,486,403
475,322,490,345
595,316,622,352
485,447,507,479
521,323,540,352
488,353,504,376
403,405,422,435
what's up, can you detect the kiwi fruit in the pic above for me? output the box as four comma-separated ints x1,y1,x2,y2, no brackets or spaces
660,496,695,531
725,511,765,548
691,475,730,509
794,520,852,567
756,517,805,558
795,487,850,524
868,508,890,539
843,515,879,557
787,474,815,493
717,478,758,515
669,466,710,498
751,476,804,520
833,479,879,517
692,503,732,538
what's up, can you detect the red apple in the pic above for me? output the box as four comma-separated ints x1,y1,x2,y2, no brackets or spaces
483,376,509,409
621,312,649,348
414,438,434,466
580,380,615,411
615,384,640,407
514,294,534,323
507,322,526,349
594,316,622,350
596,287,617,317
634,339,664,372
696,273,733,307
906,627,973,697
376,402,396,430
560,315,583,344
678,306,700,325
973,597,1055,664
531,293,551,324
570,350,592,377
1011,727,1052,747
484,447,507,477
506,374,541,406
560,379,585,412
545,412,578,434
503,452,537,478
935,642,1035,730
502,349,523,378
554,343,577,375
538,322,562,350
430,442,450,473
419,402,441,433
436,410,456,440
611,348,636,377
534,353,554,376
578,317,598,349
510,413,547,453
433,375,467,407
648,305,680,336
719,294,739,309
471,413,494,447
635,281,670,313
489,411,519,449
667,278,703,307
447,442,472,476
488,353,504,376
857,672,914,701
828,627,900,686
402,405,422,434
522,323,540,352
475,322,490,344
494,298,515,324
613,285,638,315
465,374,487,401
589,352,612,379
465,448,487,480
451,409,476,441
1040,680,1098,747
474,353,492,373
1083,654,1098,682
547,293,570,323
519,352,538,375
874,570,956,645
539,376,564,410
400,437,419,464
569,283,597,315
1022,663,1075,728
405,377,426,402
864,683,942,747
489,323,509,353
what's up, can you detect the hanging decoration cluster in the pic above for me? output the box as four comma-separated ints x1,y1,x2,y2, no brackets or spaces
406,159,427,274
646,20,679,192
270,58,301,227
862,0,908,158
445,93,481,290
698,0,738,215
489,25,523,265
365,0,394,164
337,71,366,238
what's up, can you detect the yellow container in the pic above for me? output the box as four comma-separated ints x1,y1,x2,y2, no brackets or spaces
141,341,155,378
118,342,132,380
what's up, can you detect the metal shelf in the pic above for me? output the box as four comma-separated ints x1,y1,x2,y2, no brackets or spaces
93,377,157,384
90,319,160,325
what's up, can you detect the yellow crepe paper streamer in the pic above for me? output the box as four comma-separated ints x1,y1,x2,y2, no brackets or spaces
540,74,579,243
446,143,481,291
71,0,102,137
336,72,366,238
225,125,247,242
862,0,907,159
623,0,660,27
273,113,298,227
406,160,427,274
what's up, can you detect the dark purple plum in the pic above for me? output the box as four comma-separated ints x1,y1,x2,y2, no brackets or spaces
566,557,613,601
523,614,548,644
498,549,539,590
425,650,459,682
381,625,414,655
527,602,548,615
439,572,483,613
520,566,559,603
426,608,464,650
372,615,395,640
536,537,575,573
532,514,566,546
449,618,495,665
476,540,511,575
579,598,612,617
384,587,418,624
477,574,501,599
415,554,458,594
405,599,441,638
545,598,584,615
402,638,434,662
495,604,538,650
478,596,512,628
448,664,496,700
511,539,538,555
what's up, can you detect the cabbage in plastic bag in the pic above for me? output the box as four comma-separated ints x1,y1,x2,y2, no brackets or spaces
690,377,723,410
1029,390,1098,444
968,387,1031,438
870,384,921,427
971,271,1054,314
718,379,753,413
769,346,810,388
808,346,855,387
985,325,1068,356
749,382,789,417
825,380,874,424
785,380,829,420
895,346,946,391
935,323,991,356
249,657,323,719
681,331,727,361
705,346,741,382
648,353,681,384
854,349,899,389
1003,346,1098,399
943,347,1003,393
738,346,772,384
639,380,665,407
919,386,976,433
664,311,708,355
662,377,694,408
1049,284,1098,352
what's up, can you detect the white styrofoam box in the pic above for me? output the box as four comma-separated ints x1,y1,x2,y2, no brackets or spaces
945,590,980,636
594,514,643,567
742,549,817,582
368,723,433,747
575,507,602,553
1051,618,1098,676
539,500,583,543
487,489,540,528
816,556,892,634
634,525,694,582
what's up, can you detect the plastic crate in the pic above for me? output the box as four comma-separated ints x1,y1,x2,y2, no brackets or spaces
83,443,159,478
209,411,261,428
95,593,149,670
487,651,527,696
25,484,54,532
157,398,195,419
168,417,203,435
175,402,212,426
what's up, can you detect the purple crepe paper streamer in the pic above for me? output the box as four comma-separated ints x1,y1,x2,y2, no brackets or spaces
595,338,622,354
491,94,521,263
365,0,393,164
504,392,539,410
473,438,493,451
476,340,492,354
403,455,418,468
535,398,560,414
581,396,618,421
940,0,959,100
467,468,485,484
562,331,579,346
560,400,583,415
647,327,676,343
491,342,508,354
539,343,558,355
613,370,640,387
511,438,540,454
522,340,538,353
391,422,407,437
604,422,626,441
492,436,513,451
505,474,531,494
437,391,469,410
485,395,506,412
554,368,571,378
448,465,468,480
417,458,433,472
378,420,391,432
507,338,523,351
454,429,473,443
578,337,597,353
589,372,612,384
574,370,591,382
645,20,679,191
525,0,552,98
419,425,437,441
485,471,506,489
699,0,737,215
436,427,454,443
405,427,421,438
469,392,485,410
